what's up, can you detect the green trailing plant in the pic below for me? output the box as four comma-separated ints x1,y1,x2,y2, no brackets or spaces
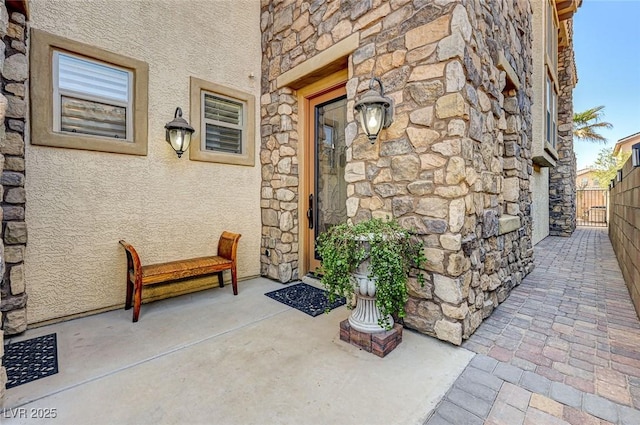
316,218,426,329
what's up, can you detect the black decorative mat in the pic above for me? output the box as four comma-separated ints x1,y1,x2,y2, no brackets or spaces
265,282,345,317
4,333,58,389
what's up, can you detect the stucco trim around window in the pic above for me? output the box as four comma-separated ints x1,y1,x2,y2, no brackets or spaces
189,77,256,166
30,29,149,155
531,0,560,168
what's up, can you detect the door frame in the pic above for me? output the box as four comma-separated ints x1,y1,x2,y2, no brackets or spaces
297,70,348,276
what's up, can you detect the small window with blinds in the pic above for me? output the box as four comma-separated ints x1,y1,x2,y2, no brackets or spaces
54,52,133,141
202,93,244,154
189,77,255,166
31,30,148,155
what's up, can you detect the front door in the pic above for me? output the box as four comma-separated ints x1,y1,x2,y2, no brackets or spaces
305,86,348,274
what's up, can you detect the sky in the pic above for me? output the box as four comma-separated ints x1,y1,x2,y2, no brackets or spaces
572,0,640,170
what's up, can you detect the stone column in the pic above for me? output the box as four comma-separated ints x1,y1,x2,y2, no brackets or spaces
549,19,577,236
0,0,9,401
0,6,27,336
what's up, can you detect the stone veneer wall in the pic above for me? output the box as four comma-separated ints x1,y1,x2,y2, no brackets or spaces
260,0,535,345
0,0,9,401
609,158,640,318
549,19,576,237
0,5,27,336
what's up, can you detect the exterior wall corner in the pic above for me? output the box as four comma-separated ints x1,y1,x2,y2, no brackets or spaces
549,18,577,237
261,0,536,345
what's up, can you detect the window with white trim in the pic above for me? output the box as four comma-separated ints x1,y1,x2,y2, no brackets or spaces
545,0,559,150
31,29,148,155
189,77,256,166
546,0,558,71
545,75,557,149
54,52,133,141
202,93,245,154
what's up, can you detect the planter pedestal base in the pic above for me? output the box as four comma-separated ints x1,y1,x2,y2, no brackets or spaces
339,319,403,357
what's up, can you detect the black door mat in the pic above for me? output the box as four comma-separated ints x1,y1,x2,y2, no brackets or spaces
265,282,346,317
4,333,58,389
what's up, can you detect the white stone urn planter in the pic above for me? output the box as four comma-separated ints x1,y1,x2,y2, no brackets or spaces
348,257,394,333
347,235,396,333
315,218,426,339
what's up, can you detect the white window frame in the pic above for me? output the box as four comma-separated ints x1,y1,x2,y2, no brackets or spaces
546,0,558,72
545,74,558,149
200,91,246,155
30,29,148,156
189,77,256,166
52,51,134,142
532,0,560,166
545,0,559,152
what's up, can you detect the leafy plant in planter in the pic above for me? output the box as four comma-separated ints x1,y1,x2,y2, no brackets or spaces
316,218,426,330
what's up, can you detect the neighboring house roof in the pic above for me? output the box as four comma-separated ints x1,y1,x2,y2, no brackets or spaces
576,167,595,177
613,131,640,156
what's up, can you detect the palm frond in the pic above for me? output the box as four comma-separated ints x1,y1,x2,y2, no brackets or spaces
573,105,613,143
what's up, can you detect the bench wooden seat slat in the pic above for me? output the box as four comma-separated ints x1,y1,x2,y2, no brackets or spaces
119,231,241,322
141,256,233,285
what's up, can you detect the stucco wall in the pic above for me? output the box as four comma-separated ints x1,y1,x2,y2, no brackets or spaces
530,0,554,167
532,167,549,245
26,0,262,324
531,2,577,240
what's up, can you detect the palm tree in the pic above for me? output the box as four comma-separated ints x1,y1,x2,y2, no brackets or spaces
573,105,613,143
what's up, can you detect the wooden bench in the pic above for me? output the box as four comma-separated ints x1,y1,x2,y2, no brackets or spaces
119,231,241,322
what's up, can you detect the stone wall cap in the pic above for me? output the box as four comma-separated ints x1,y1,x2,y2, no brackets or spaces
495,51,520,90
498,215,521,235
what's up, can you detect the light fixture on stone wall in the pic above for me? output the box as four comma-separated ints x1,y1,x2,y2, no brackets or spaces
632,143,640,168
354,77,393,143
165,107,194,158
610,179,615,189
617,169,623,182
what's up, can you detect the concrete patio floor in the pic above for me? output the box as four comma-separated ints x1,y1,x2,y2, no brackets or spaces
1,277,473,425
3,227,639,424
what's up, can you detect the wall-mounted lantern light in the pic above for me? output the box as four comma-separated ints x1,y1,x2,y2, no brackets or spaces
165,107,194,158
611,178,616,189
632,143,640,168
354,77,393,143
616,169,623,182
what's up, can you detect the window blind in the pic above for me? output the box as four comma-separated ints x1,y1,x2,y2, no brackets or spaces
56,52,130,139
203,94,243,154
58,53,129,102
60,96,127,139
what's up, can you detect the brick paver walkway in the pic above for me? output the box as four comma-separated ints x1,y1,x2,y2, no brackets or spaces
426,228,640,425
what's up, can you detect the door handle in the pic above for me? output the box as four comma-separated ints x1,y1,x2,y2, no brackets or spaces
307,194,314,229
